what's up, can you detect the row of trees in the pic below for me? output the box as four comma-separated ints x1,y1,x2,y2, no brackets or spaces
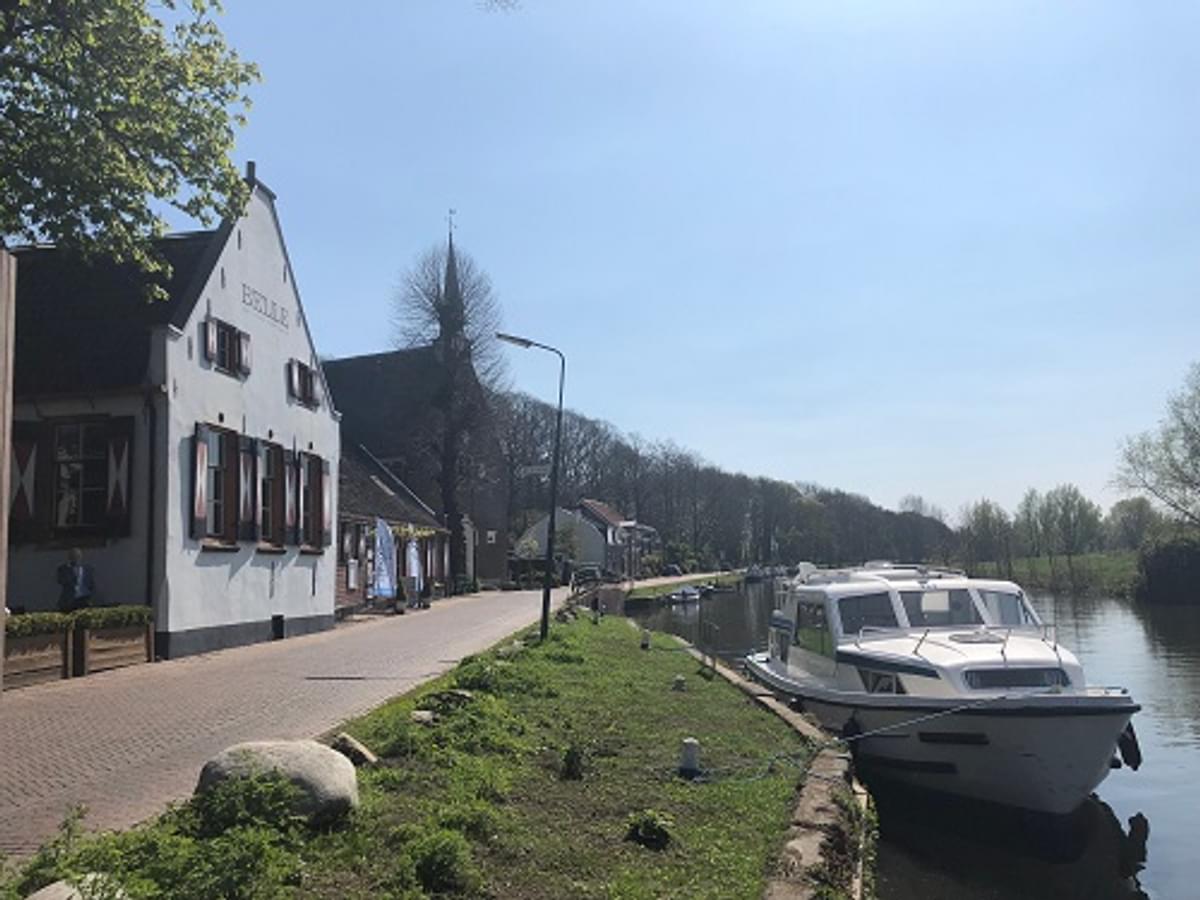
492,391,954,571
959,489,1166,579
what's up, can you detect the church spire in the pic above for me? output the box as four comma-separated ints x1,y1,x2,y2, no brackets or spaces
444,219,462,314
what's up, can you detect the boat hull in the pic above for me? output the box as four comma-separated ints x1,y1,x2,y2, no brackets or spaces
746,655,1137,815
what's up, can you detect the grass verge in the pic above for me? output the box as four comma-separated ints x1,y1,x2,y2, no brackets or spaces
968,552,1137,597
1,615,810,900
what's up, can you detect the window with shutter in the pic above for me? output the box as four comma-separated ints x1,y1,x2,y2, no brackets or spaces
283,449,298,544
258,441,284,546
205,316,250,378
194,424,238,544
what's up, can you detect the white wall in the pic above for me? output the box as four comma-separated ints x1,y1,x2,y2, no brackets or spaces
8,394,152,613
160,183,340,636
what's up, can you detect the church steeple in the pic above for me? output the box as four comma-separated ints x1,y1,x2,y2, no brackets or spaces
438,213,466,358
443,224,462,320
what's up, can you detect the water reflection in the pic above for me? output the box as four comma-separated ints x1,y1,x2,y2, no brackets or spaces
628,583,1200,900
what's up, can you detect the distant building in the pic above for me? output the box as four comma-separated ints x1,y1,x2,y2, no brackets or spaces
515,499,660,578
7,164,340,657
324,236,509,587
336,441,448,613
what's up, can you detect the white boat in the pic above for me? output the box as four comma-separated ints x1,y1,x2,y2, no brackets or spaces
744,563,1141,815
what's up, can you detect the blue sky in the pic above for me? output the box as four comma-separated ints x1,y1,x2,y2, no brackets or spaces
201,1,1199,520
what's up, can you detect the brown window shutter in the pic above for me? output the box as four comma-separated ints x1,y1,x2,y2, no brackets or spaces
191,423,210,539
297,451,310,544
222,432,237,540
283,448,298,544
238,435,258,541
287,360,300,400
255,440,268,542
321,457,333,547
105,417,135,537
203,318,217,362
10,421,37,522
271,445,285,544
238,331,252,376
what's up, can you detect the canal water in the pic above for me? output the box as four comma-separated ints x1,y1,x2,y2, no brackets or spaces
628,581,1199,900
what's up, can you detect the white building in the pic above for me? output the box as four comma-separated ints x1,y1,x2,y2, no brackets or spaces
7,163,341,657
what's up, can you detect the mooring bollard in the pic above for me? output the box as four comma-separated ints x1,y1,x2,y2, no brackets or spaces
640,629,651,650
672,674,686,692
679,737,701,779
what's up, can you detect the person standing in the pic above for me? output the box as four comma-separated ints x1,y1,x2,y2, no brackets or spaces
56,547,94,612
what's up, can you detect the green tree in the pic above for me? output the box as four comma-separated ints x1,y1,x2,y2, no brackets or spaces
1118,362,1200,528
1104,497,1164,551
0,0,259,277
1045,483,1102,585
1014,488,1043,559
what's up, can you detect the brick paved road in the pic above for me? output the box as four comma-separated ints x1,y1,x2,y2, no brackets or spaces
0,588,566,858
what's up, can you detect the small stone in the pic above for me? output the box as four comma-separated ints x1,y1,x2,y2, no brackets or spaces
410,709,437,725
196,740,358,825
330,732,378,767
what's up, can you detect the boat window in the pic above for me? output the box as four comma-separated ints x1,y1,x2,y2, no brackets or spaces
977,590,1037,626
793,601,832,657
837,592,898,635
964,668,1070,689
901,589,982,627
858,669,907,694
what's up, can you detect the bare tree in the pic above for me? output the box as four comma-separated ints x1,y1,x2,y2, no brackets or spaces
1117,361,1200,527
392,237,506,583
392,242,505,390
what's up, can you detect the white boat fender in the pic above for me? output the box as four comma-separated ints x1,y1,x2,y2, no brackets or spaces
1117,722,1143,771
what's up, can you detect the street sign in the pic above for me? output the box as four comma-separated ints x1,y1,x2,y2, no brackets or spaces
518,464,551,478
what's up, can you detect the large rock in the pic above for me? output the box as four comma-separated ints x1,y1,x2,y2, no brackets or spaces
196,740,358,824
25,874,127,900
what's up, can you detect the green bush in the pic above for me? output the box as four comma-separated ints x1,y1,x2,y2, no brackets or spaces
72,605,153,631
405,828,480,894
625,809,675,851
4,611,70,639
1136,533,1200,604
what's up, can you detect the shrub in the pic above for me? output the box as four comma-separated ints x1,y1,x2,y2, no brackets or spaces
560,744,584,780
72,605,153,631
4,612,71,639
187,773,305,839
625,809,674,851
1136,533,1200,604
405,828,479,894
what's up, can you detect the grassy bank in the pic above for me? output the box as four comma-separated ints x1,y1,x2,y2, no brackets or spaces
626,572,742,601
968,552,1138,597
2,616,811,900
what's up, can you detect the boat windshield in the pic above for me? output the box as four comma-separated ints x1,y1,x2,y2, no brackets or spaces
977,589,1039,626
900,589,982,627
836,592,899,634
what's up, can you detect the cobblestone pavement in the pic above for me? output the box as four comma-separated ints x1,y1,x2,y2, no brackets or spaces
0,588,566,858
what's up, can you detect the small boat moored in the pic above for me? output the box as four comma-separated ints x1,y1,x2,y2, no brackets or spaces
744,562,1141,815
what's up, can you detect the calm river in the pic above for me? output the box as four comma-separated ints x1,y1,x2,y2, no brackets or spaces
628,581,1200,900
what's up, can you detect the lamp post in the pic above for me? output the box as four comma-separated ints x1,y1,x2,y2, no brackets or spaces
497,332,565,641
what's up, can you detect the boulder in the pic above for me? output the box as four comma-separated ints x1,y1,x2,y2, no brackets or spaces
26,874,127,900
410,709,437,726
196,740,358,824
330,732,378,767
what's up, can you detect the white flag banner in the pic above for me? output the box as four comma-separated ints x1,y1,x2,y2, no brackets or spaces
373,518,397,600
407,538,423,595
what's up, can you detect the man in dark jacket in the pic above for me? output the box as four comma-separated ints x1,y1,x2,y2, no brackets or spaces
56,548,94,612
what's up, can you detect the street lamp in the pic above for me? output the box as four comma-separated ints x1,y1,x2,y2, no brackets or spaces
497,331,565,642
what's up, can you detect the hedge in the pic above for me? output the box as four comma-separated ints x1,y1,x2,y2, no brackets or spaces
4,611,71,639
72,604,154,631
1136,533,1200,605
5,605,153,639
